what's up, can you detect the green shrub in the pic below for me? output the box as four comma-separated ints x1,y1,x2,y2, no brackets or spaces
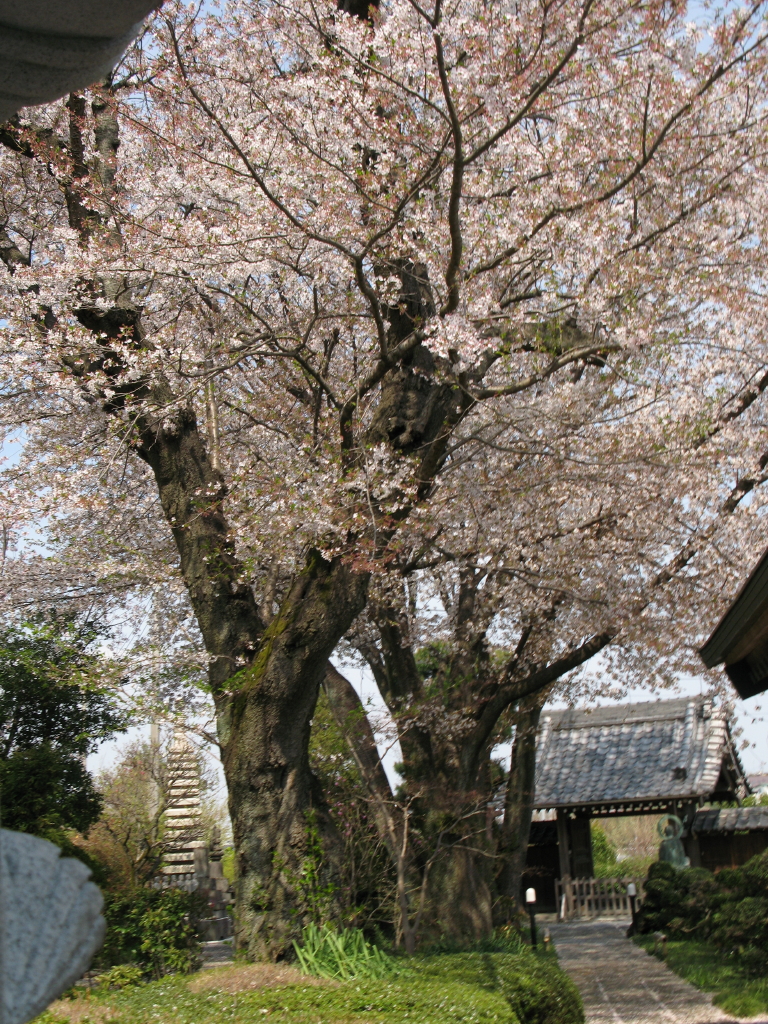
97,964,145,990
35,969,519,1024
35,948,581,1024
293,923,397,981
637,862,717,935
421,924,527,955
418,951,584,1024
638,850,768,975
97,887,204,979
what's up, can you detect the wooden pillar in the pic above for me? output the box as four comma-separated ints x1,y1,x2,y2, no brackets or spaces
556,809,571,880
685,834,701,868
682,800,699,867
570,816,594,878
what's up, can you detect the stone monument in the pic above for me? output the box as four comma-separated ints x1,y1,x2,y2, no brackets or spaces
196,827,234,941
1,829,105,1024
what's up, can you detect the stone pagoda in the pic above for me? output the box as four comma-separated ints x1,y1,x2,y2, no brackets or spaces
162,728,206,880
156,726,234,939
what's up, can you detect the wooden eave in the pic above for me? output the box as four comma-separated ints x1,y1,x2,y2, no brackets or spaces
700,546,768,698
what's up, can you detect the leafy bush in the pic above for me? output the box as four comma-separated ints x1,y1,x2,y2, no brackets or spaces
34,967,518,1024
97,964,145,990
421,924,527,955
418,951,584,1024
293,923,397,980
0,617,125,836
638,850,768,974
97,887,204,979
637,861,718,935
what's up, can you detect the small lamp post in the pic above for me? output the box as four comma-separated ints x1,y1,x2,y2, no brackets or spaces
626,882,638,936
525,887,537,948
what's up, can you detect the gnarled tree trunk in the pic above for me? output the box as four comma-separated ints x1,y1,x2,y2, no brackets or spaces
218,558,368,959
423,841,494,941
136,407,369,958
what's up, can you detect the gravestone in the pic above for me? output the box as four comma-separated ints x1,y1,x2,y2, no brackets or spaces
1,828,105,1024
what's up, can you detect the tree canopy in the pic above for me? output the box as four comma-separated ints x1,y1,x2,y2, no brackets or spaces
1,0,768,952
0,618,125,834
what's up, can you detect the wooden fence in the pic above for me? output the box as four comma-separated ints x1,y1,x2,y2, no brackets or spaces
554,876,645,920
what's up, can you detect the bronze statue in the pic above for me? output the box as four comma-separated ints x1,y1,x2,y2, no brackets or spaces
657,814,690,869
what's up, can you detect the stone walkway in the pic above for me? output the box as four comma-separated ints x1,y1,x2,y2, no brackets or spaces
200,939,235,968
549,920,766,1024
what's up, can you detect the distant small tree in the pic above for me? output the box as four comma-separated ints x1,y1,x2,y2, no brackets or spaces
0,617,125,837
590,824,619,878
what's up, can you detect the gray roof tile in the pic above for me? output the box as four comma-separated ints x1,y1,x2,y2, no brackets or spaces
692,806,768,833
533,697,748,809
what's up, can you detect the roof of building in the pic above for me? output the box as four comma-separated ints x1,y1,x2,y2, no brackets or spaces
534,697,749,813
692,806,768,833
700,547,768,699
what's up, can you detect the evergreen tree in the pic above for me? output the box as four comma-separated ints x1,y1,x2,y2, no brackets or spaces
0,618,126,836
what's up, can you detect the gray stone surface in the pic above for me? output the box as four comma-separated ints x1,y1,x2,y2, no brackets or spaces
200,940,235,969
2,828,106,1024
0,1,158,121
550,920,763,1024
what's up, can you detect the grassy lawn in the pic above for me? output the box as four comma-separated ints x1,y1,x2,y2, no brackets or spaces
633,935,768,1018
35,950,583,1024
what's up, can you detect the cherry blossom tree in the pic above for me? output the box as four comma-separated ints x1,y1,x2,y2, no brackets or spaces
2,0,768,955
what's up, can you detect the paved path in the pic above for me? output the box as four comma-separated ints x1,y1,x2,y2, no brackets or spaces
549,920,765,1024
200,939,234,968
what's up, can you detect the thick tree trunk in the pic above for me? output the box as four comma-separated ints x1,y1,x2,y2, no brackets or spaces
218,557,368,959
325,661,496,946
420,837,493,943
135,406,264,687
495,702,542,923
136,408,369,958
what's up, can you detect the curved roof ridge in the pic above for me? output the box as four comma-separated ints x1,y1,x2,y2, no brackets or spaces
543,695,707,730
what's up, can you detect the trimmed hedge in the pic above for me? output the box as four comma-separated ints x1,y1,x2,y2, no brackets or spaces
39,948,583,1024
638,850,768,974
417,951,585,1024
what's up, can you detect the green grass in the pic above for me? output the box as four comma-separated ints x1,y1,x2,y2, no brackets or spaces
39,973,510,1024
292,923,396,980
35,949,583,1024
634,934,768,1017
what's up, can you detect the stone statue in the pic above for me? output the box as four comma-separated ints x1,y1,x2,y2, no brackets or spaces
657,814,690,869
2,828,105,1024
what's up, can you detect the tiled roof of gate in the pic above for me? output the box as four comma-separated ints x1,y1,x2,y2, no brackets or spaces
692,806,768,833
533,697,748,809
